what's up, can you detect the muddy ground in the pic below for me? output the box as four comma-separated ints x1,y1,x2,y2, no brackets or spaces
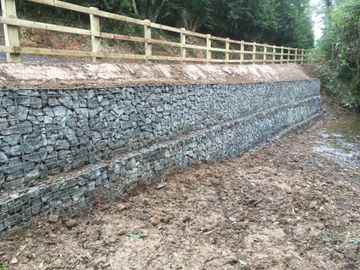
0,112,360,270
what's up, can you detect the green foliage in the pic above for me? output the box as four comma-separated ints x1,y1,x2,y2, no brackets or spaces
318,0,360,110
195,0,314,47
160,0,212,31
350,16,360,109
316,61,355,108
316,61,342,97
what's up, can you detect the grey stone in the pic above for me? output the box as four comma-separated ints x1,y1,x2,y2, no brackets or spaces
18,121,32,134
28,186,41,198
111,108,125,116
17,106,29,121
59,96,74,108
23,136,46,154
0,120,9,131
4,145,21,157
3,135,20,146
53,106,67,117
154,161,163,171
88,181,96,191
48,98,60,106
87,90,95,99
26,168,40,180
30,97,43,109
0,151,8,163
31,198,42,215
48,200,63,209
55,140,70,150
44,115,53,124
0,173,4,185
64,127,77,143
4,157,22,174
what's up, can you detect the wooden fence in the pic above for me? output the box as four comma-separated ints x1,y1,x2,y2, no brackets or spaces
0,0,308,64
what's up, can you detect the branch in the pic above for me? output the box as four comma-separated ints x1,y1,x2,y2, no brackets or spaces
132,0,139,17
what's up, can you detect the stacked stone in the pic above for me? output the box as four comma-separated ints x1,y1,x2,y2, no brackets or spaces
0,90,23,191
1,81,320,193
0,80,321,232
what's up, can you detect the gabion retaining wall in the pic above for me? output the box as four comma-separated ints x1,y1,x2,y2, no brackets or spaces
0,80,321,232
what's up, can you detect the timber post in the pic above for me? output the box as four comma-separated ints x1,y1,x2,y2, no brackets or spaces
263,44,267,64
90,7,101,63
144,19,152,60
180,28,186,62
1,0,20,62
252,42,256,64
225,38,230,64
206,34,211,63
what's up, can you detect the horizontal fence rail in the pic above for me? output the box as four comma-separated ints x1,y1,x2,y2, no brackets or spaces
0,0,309,63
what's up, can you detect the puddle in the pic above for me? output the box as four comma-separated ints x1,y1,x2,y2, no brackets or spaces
312,115,360,166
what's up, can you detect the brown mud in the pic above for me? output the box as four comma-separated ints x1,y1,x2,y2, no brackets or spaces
0,109,359,270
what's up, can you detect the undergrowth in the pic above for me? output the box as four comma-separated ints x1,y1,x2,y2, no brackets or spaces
315,61,355,109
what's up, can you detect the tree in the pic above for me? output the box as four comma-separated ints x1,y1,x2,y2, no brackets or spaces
161,0,212,31
130,0,168,21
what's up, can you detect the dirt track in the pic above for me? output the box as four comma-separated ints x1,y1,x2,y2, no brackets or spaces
0,113,360,270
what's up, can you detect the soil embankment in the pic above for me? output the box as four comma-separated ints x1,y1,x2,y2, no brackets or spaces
0,63,316,89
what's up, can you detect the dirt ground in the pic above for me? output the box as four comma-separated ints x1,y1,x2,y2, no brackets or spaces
0,111,360,270
0,62,316,90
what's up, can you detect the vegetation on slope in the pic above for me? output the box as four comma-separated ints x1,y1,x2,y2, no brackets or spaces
316,0,360,110
14,0,314,49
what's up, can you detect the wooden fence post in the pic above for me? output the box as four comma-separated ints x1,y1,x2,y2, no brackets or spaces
272,46,276,64
301,49,304,64
144,19,152,60
206,34,211,63
90,7,101,63
225,38,230,64
263,44,267,64
295,48,298,64
180,28,186,62
252,42,256,64
280,46,284,64
287,48,291,64
1,0,20,62
240,41,244,63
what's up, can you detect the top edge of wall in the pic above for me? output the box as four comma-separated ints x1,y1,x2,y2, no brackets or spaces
0,63,318,90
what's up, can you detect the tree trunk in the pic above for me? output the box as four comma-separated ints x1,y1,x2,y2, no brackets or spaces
132,0,139,17
152,0,167,22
